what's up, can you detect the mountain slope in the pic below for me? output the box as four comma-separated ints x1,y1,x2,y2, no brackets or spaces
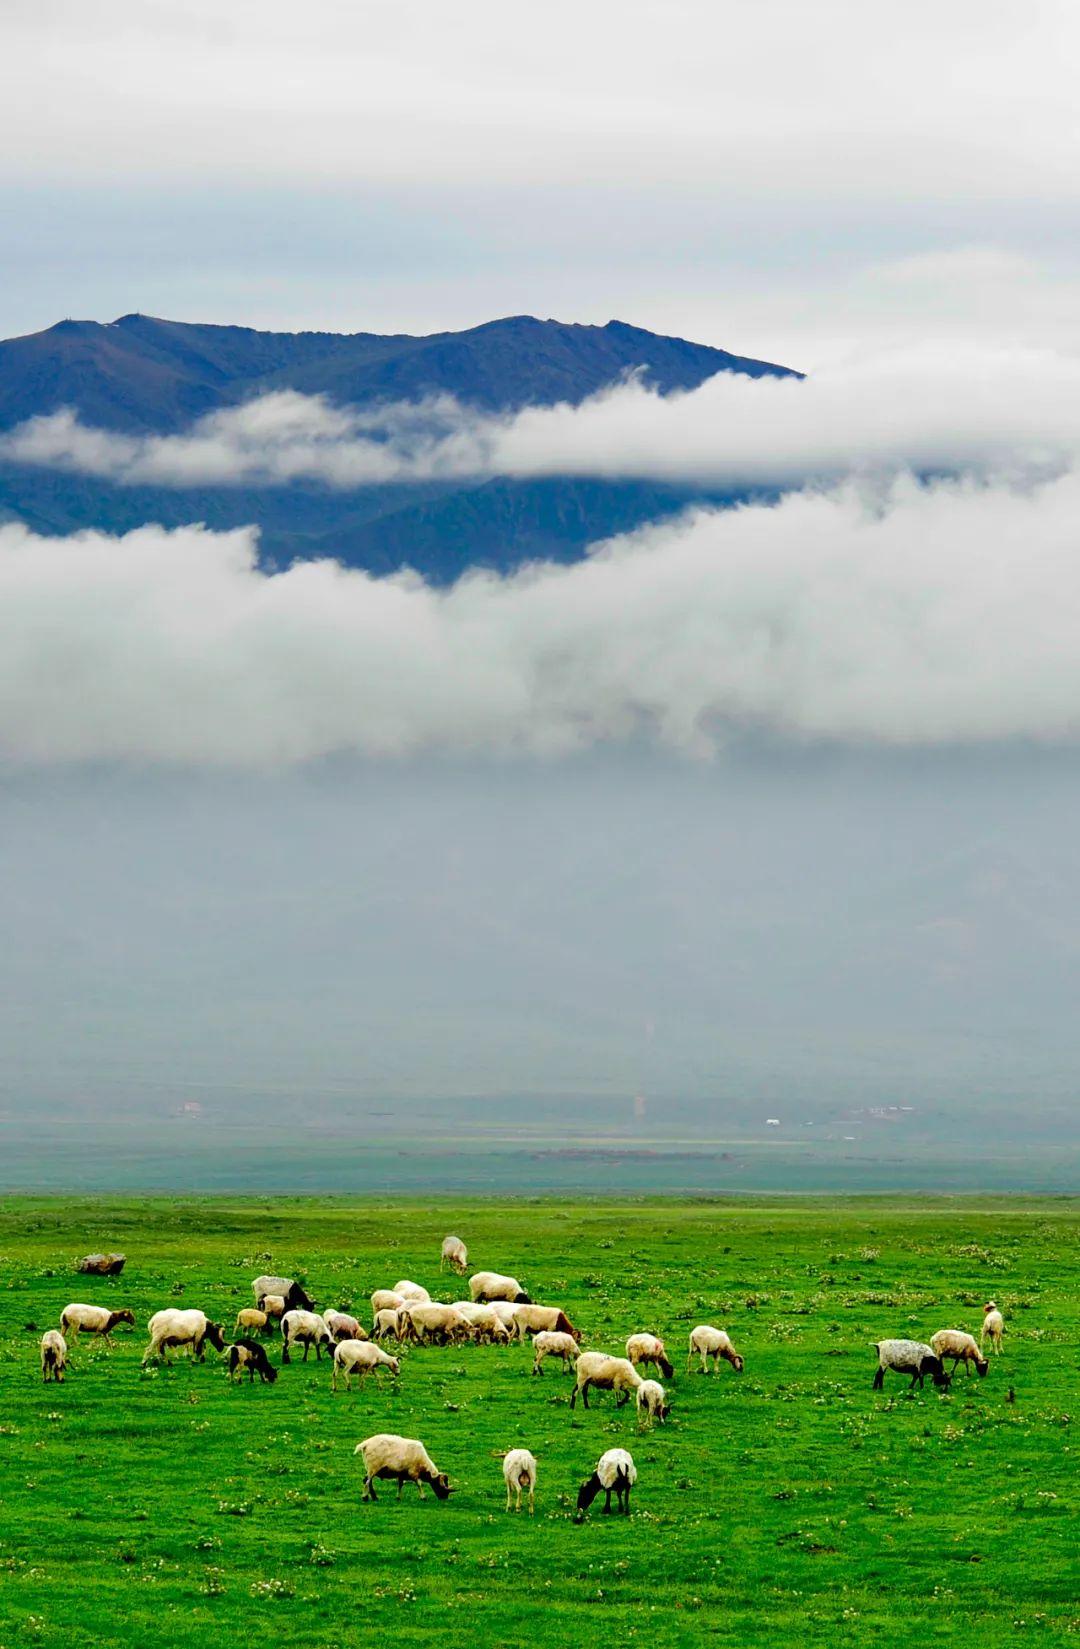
0,312,798,578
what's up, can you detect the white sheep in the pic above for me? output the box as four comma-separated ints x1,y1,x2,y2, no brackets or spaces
930,1329,990,1377
281,1309,332,1364
252,1275,314,1312
502,1447,537,1513
530,1330,579,1375
440,1235,468,1274
234,1308,272,1337
468,1271,530,1305
372,1308,402,1342
487,1301,518,1330
260,1294,287,1323
451,1302,512,1343
981,1301,1005,1354
400,1302,470,1345
635,1378,671,1428
354,1433,453,1501
575,1447,636,1520
570,1352,642,1410
323,1310,366,1343
41,1329,67,1383
332,1339,401,1392
370,1289,405,1319
871,1338,950,1390
143,1308,226,1363
625,1332,674,1377
392,1280,430,1303
509,1303,579,1341
59,1303,136,1344
686,1325,744,1374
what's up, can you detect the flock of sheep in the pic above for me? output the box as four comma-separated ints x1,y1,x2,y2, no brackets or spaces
35,1231,1008,1522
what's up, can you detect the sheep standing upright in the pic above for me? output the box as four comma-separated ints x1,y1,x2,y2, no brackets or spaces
502,1448,537,1513
41,1330,67,1383
982,1301,1005,1354
59,1304,136,1345
574,1448,636,1522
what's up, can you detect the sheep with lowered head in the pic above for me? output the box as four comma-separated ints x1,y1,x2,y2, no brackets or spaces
531,1330,578,1376
635,1378,671,1428
332,1339,400,1392
930,1329,989,1378
687,1325,744,1375
872,1339,950,1391
570,1352,642,1410
626,1332,673,1378
355,1433,453,1502
41,1329,67,1383
440,1235,468,1274
468,1271,530,1305
574,1447,636,1521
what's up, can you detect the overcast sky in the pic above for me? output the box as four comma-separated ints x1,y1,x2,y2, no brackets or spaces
6,3,1080,1146
4,1,1080,364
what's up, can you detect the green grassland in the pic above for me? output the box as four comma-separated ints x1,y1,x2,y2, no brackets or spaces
1,1196,1077,1647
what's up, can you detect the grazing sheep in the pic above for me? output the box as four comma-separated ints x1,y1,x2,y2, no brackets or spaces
260,1294,287,1323
59,1304,136,1345
252,1275,314,1313
502,1447,537,1513
930,1329,990,1378
234,1308,273,1337
400,1302,470,1345
77,1252,126,1276
872,1339,951,1390
982,1301,1005,1354
451,1302,512,1343
227,1338,278,1384
570,1352,643,1410
531,1330,579,1375
143,1309,226,1363
354,1434,453,1502
687,1325,744,1375
372,1308,402,1342
625,1333,674,1378
370,1289,405,1318
392,1280,431,1303
41,1329,67,1383
324,1310,366,1344
441,1235,468,1274
281,1309,332,1364
509,1304,578,1342
636,1378,671,1428
332,1339,401,1392
469,1271,531,1305
487,1300,518,1330
575,1447,636,1521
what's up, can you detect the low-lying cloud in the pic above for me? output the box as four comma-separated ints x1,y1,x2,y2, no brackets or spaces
6,345,1080,491
5,464,1080,765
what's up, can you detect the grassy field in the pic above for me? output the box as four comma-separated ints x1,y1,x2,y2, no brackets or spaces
0,1196,1077,1647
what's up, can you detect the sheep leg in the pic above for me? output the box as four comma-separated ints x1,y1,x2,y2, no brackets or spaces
872,1366,885,1390
364,1475,377,1502
528,1487,534,1516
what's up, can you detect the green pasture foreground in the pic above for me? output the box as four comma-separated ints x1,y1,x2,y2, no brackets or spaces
0,1197,1077,1647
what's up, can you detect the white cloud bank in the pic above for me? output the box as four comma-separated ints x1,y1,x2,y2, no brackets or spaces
5,466,1080,765
6,345,1080,492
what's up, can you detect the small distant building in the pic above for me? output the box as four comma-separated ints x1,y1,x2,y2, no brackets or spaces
765,1118,780,1127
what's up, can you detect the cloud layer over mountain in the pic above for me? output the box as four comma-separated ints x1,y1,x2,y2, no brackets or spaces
4,458,1080,765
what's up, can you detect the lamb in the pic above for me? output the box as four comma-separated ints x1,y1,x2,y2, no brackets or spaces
636,1378,671,1428
323,1310,366,1343
687,1325,744,1375
370,1289,405,1318
252,1275,314,1312
234,1307,273,1337
354,1433,453,1501
509,1304,578,1341
392,1280,430,1303
502,1447,537,1513
281,1309,332,1363
441,1235,468,1274
451,1302,513,1343
400,1302,470,1345
531,1331,579,1375
981,1301,1005,1354
332,1339,401,1392
41,1329,67,1383
227,1338,278,1384
59,1304,136,1345
625,1333,674,1378
469,1271,531,1304
372,1308,402,1342
872,1339,951,1390
261,1294,287,1323
574,1447,636,1521
930,1328,990,1378
143,1309,226,1363
570,1352,643,1410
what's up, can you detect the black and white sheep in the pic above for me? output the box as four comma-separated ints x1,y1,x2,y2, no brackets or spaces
227,1338,278,1384
280,1309,332,1363
354,1433,453,1501
575,1447,636,1521
871,1338,951,1390
252,1275,314,1313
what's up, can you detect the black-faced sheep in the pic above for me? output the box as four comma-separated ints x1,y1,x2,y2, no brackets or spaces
625,1332,674,1378
228,1338,278,1384
872,1338,951,1390
354,1433,453,1502
930,1329,989,1378
252,1275,314,1313
280,1309,332,1363
143,1309,226,1363
570,1352,642,1410
468,1271,531,1305
574,1447,636,1521
59,1304,136,1345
